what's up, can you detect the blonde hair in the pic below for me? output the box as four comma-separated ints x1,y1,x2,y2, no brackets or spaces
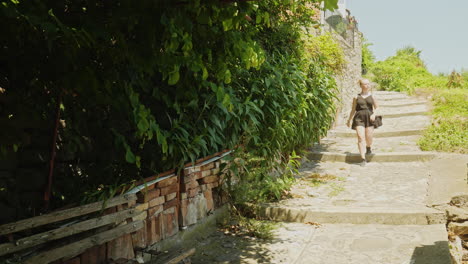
358,78,370,86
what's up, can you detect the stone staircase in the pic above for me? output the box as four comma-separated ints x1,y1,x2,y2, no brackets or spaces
253,91,453,263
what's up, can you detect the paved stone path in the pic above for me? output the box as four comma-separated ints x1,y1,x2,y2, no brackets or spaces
188,91,468,263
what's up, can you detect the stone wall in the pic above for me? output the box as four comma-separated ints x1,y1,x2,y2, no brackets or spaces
323,22,363,127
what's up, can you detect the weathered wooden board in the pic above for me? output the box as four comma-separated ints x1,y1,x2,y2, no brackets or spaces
0,194,137,236
0,207,144,256
23,220,143,264
79,244,107,264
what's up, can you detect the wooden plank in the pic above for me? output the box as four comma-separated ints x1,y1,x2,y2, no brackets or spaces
79,244,106,264
0,194,137,236
23,220,144,264
106,233,135,260
0,207,144,256
149,248,195,264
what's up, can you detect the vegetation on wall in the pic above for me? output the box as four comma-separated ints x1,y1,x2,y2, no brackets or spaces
0,0,341,218
361,37,375,75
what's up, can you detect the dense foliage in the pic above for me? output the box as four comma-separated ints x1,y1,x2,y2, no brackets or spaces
370,46,446,92
0,0,341,214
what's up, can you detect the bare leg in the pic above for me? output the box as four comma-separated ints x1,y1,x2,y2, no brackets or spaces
365,126,374,149
356,126,366,160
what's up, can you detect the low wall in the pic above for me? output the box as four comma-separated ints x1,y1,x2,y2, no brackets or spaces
83,151,228,263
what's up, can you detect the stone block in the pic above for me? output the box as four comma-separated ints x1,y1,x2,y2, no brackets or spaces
148,205,163,218
134,202,149,212
199,175,218,184
201,170,212,177
136,188,160,203
180,192,187,200
200,184,207,192
184,166,201,175
449,222,468,236
146,215,162,245
181,180,199,191
194,171,204,180
183,173,198,183
201,162,215,171
165,192,177,201
148,196,165,207
195,194,208,220
161,207,178,239
204,190,214,212
183,194,208,222
160,184,178,196
156,176,178,188
163,198,179,210
447,206,468,222
187,187,200,198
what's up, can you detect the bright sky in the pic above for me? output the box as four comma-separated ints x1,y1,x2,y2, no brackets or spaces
347,0,468,74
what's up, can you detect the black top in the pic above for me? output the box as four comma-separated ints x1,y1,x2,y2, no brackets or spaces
351,94,375,129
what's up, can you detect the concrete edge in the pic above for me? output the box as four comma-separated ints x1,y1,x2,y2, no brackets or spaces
251,204,446,225
328,129,424,138
306,152,436,162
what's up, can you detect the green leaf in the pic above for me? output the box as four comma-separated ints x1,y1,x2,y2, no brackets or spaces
222,19,233,31
125,149,136,163
168,70,180,85
137,118,149,132
202,67,208,80
224,69,231,84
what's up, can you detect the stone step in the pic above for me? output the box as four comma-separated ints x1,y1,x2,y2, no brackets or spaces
380,101,427,107
260,223,451,264
333,115,431,132
378,103,428,114
314,135,423,153
328,128,424,138
384,111,427,118
307,151,435,162
379,96,412,101
254,204,446,225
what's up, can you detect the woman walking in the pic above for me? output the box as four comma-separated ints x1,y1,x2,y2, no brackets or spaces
347,79,379,166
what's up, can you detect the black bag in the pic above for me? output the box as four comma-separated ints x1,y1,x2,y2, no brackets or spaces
373,115,382,128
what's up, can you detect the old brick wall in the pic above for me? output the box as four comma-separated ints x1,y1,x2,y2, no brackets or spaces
54,152,229,264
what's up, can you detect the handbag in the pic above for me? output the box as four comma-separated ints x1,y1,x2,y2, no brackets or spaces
373,115,383,128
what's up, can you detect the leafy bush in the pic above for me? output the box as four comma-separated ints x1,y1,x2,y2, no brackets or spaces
371,46,441,92
0,0,341,214
361,37,375,75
